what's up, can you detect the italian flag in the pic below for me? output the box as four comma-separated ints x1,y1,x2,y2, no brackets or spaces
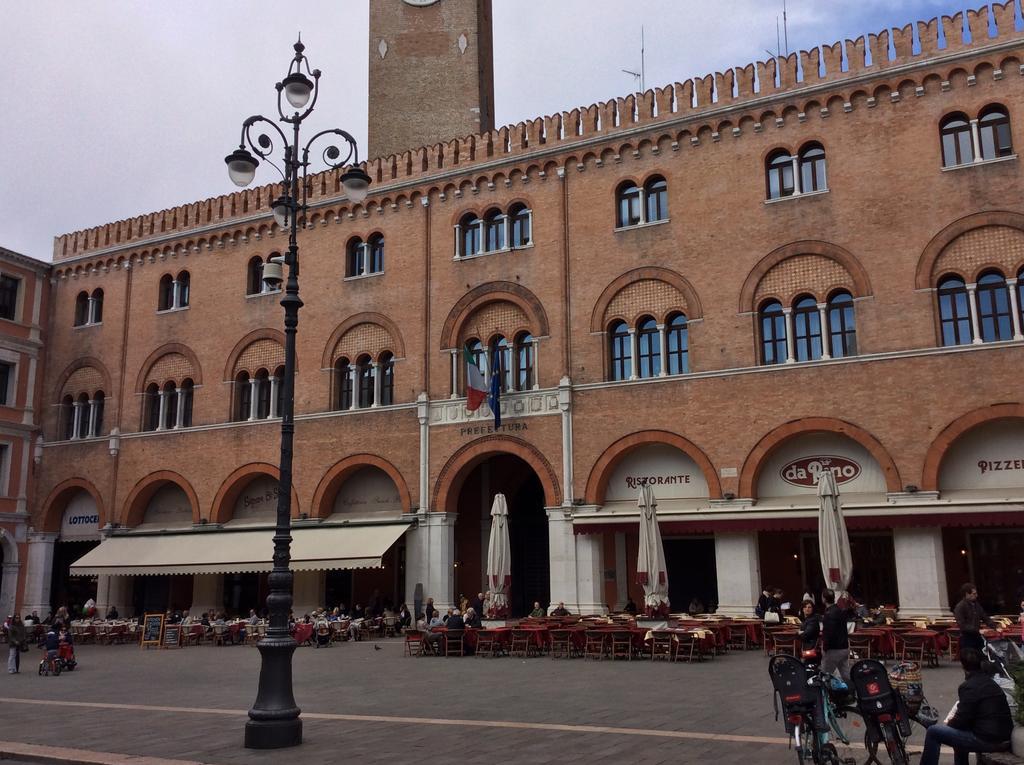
463,345,487,411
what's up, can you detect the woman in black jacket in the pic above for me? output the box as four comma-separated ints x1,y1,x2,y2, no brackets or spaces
798,600,821,651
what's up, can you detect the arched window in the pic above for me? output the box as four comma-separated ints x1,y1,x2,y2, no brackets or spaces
766,150,795,199
459,213,482,257
792,296,822,362
92,391,105,436
976,271,1013,342
514,332,534,391
357,355,374,408
827,291,857,358
644,176,668,222
60,395,74,440
379,352,394,406
273,365,284,417
978,105,1013,160
246,256,264,295
938,275,972,346
177,271,190,308
180,379,194,428
255,369,271,419
759,300,787,365
75,393,90,440
162,382,178,430
234,372,251,422
799,143,827,193
940,113,973,167
465,338,484,384
616,182,642,228
489,335,512,392
334,357,352,410
367,233,384,274
144,383,160,432
665,312,689,375
510,204,532,248
483,208,505,252
346,238,366,277
608,321,631,381
158,274,174,311
90,289,103,324
74,292,88,327
636,316,660,378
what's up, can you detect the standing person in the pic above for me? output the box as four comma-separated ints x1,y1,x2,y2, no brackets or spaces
7,614,25,674
820,589,854,683
470,592,484,615
954,583,995,653
755,586,773,618
423,597,435,622
798,600,821,652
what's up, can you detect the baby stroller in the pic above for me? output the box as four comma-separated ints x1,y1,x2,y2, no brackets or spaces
58,638,77,672
850,659,912,765
314,620,331,648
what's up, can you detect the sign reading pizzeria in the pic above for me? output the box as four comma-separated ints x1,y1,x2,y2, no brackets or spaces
780,456,862,488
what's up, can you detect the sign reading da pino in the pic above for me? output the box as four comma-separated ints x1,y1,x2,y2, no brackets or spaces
780,456,862,488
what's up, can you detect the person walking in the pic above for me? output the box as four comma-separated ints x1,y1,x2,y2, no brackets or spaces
954,583,995,653
7,614,26,673
821,589,854,683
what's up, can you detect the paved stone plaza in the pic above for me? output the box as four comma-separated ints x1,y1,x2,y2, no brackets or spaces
0,640,965,764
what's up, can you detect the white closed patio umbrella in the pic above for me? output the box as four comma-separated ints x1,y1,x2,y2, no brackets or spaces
817,469,853,593
485,493,511,618
636,484,670,616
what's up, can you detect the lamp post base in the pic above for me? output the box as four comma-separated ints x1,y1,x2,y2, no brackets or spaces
244,635,302,749
245,717,303,749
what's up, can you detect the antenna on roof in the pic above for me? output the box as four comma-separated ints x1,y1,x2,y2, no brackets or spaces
782,0,789,57
621,25,646,93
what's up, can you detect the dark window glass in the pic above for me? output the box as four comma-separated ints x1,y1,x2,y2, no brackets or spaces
510,204,531,247
827,292,857,358
181,379,194,427
255,370,271,419
0,276,18,321
484,210,505,251
938,276,973,346
367,234,384,274
616,183,642,227
489,336,512,393
92,392,105,436
514,332,533,391
61,395,74,440
76,394,90,439
178,271,190,307
379,353,394,406
144,384,160,431
799,144,827,192
1018,268,1024,334
460,215,481,256
334,358,352,410
357,356,374,408
979,106,1013,160
347,239,365,277
940,114,973,167
760,301,788,365
793,296,823,362
163,382,178,430
247,257,264,295
608,321,631,381
644,177,668,222
91,289,103,323
235,373,251,422
0,362,10,406
976,272,1013,342
637,317,661,378
74,292,89,327
766,151,794,199
159,275,174,311
666,313,689,374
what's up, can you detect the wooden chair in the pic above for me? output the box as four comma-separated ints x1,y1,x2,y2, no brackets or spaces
897,634,939,668
769,632,799,657
212,624,228,646
946,628,961,661
726,625,748,651
510,629,535,658
674,633,698,663
584,630,607,660
383,616,399,638
475,630,498,657
444,630,464,657
549,629,572,658
183,626,203,647
848,633,873,659
610,630,633,660
650,631,674,661
404,629,425,657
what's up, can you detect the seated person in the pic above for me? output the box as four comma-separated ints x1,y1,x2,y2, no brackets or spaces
463,608,482,629
445,609,465,631
314,618,331,648
247,609,259,626
180,610,193,626
623,597,638,616
529,601,546,618
200,611,212,627
41,625,59,660
550,602,570,617
106,605,119,620
398,603,412,629
423,611,447,652
688,597,705,615
920,647,1013,765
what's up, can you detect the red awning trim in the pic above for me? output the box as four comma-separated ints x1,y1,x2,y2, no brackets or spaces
572,511,1024,535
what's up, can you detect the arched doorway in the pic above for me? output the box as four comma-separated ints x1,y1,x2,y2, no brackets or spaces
454,455,549,617
52,489,102,614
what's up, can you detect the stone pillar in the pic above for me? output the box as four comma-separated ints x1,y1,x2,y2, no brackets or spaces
453,225,461,258
172,278,180,309
575,532,605,615
95,575,132,618
0,561,20,620
22,531,58,617
157,390,169,430
248,379,259,420
268,377,279,418
547,506,577,610
501,214,510,249
817,303,831,360
893,527,950,619
970,118,982,162
348,367,358,410
714,532,760,617
292,571,325,616
614,532,628,610
531,338,540,390
627,328,638,380
558,377,573,507
87,399,98,438
791,155,802,195
175,388,186,428
1007,278,1023,340
966,283,983,344
71,402,83,440
449,349,459,398
404,512,455,612
190,574,224,617
416,394,430,514
657,324,668,376
783,308,796,363
371,362,380,408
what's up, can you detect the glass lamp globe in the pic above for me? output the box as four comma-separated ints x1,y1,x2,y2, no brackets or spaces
340,167,372,203
224,148,258,187
282,73,313,109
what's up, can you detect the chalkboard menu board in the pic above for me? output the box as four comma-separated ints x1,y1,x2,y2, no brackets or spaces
162,623,181,649
141,613,164,648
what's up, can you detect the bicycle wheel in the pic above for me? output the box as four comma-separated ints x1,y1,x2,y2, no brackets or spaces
52,660,61,676
881,724,908,765
819,743,840,765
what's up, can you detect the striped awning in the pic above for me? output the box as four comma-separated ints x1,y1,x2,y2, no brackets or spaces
69,523,410,576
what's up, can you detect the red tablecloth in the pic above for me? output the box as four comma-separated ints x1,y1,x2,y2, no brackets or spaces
856,627,896,656
292,624,314,644
903,629,950,653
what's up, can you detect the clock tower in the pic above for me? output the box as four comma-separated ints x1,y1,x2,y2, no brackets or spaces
368,0,495,160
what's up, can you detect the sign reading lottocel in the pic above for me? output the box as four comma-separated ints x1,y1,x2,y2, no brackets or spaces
780,456,862,488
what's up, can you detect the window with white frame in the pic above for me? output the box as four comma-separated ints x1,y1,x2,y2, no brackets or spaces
246,254,281,296
143,378,195,431
615,177,669,228
346,234,384,278
606,312,691,381
0,275,19,321
158,270,190,311
759,290,858,364
454,205,533,258
941,105,1014,168
0,362,12,407
73,289,103,327
60,389,105,440
766,143,828,200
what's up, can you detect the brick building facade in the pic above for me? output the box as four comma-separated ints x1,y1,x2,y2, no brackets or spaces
24,0,1024,620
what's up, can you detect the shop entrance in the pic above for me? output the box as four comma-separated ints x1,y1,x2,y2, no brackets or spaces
455,454,549,618
663,538,718,613
132,575,192,615
799,533,898,607
967,530,1024,613
51,540,98,614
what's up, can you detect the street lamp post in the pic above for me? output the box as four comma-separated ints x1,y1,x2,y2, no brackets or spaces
224,39,370,750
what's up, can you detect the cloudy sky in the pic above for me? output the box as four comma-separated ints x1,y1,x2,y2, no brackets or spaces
0,1,990,260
